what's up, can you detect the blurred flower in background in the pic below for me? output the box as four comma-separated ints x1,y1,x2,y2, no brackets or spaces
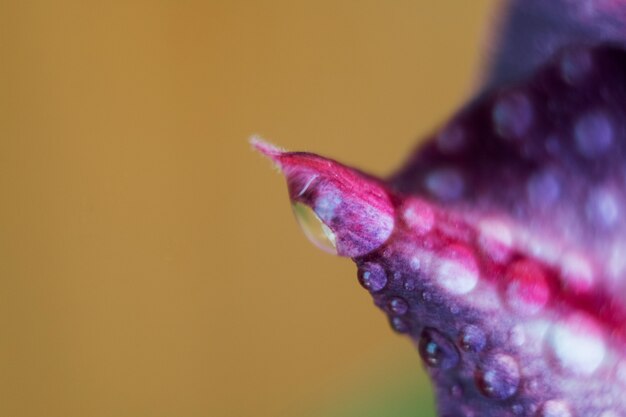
0,1,495,416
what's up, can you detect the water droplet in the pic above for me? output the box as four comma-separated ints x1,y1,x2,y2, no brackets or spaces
388,297,408,315
450,384,463,398
292,202,337,255
574,111,613,157
422,291,432,302
504,260,550,315
435,245,479,295
401,199,435,235
512,404,524,415
477,218,513,263
527,170,561,208
492,92,533,140
425,167,465,201
560,47,592,84
358,262,388,292
586,188,619,228
539,400,572,417
560,252,594,293
548,313,605,375
391,317,409,333
410,256,422,271
404,277,417,292
475,353,520,400
508,325,525,347
418,327,459,370
459,324,487,352
437,124,466,154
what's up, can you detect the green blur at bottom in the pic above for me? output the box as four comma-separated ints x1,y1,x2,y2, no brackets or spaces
306,362,436,417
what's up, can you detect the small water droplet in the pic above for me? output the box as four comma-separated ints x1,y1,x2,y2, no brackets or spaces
425,167,465,201
527,170,561,208
508,325,526,347
560,252,594,293
575,111,613,157
492,92,533,140
477,218,513,263
402,199,435,235
418,328,459,370
512,404,524,415
450,384,463,398
391,317,409,333
539,400,572,417
459,325,487,352
435,245,479,295
358,262,388,292
404,277,417,291
388,297,409,315
292,202,337,255
586,187,619,228
422,291,432,302
475,353,520,400
437,124,466,154
504,260,550,315
560,47,592,84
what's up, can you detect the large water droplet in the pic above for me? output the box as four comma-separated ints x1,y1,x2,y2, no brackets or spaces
475,353,520,400
419,328,459,370
358,262,388,293
459,324,487,352
292,202,337,255
388,297,409,315
547,313,606,375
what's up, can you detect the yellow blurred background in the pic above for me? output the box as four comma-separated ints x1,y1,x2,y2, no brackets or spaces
1,1,497,416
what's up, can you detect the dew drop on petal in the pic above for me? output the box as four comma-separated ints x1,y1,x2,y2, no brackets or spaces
425,167,465,202
560,47,592,84
292,202,337,255
492,92,533,140
477,218,513,263
357,262,388,293
548,313,606,375
527,170,561,208
437,123,466,154
459,324,487,352
391,317,409,333
574,111,613,157
388,297,409,315
539,400,572,417
450,384,463,398
418,327,460,370
560,252,594,293
404,277,417,292
401,199,435,235
435,245,479,295
585,188,619,228
504,260,550,315
475,353,520,400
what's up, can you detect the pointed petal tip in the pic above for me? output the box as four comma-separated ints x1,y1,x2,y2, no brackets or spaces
249,135,285,167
